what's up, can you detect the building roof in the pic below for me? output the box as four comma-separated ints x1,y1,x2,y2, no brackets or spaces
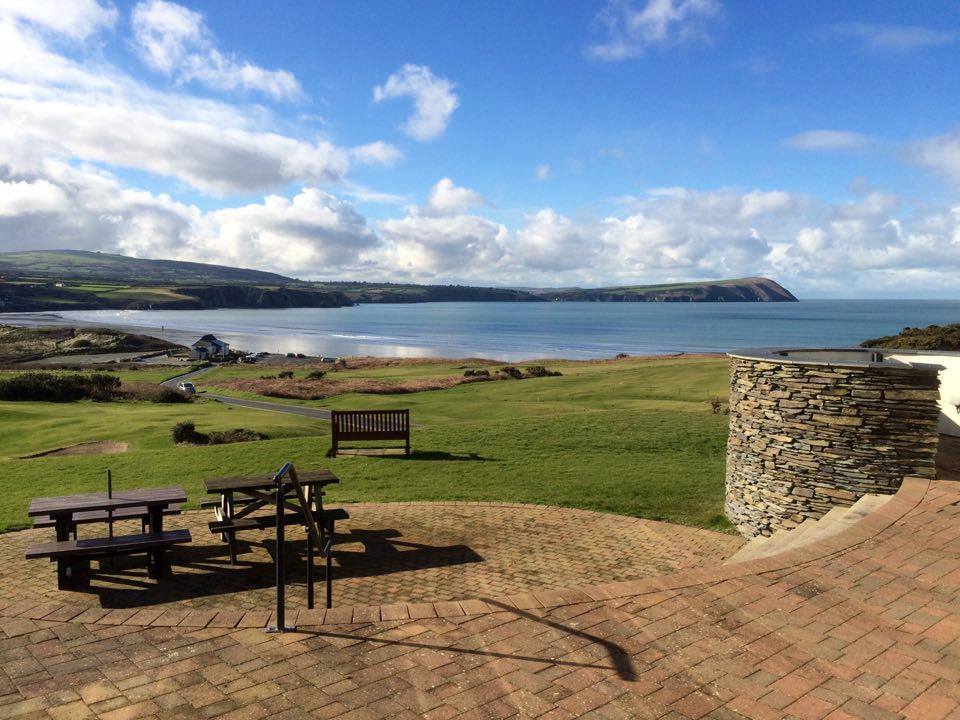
193,334,227,347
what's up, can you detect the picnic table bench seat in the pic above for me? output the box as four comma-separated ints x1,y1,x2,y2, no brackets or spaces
25,529,192,560
25,529,191,587
209,507,349,536
32,504,182,530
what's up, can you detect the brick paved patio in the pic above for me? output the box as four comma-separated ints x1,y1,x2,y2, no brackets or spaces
2,476,959,718
0,503,742,614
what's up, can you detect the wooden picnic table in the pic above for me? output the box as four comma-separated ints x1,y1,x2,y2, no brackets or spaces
27,486,188,588
203,467,345,629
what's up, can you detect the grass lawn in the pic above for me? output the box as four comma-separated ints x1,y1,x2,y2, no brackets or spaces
0,356,732,533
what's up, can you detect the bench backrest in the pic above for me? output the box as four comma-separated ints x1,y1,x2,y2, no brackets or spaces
331,409,409,440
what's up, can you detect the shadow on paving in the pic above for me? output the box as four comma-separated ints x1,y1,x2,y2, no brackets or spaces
301,597,637,682
69,528,483,608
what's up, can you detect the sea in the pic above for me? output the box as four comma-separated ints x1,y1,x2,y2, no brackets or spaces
3,300,960,362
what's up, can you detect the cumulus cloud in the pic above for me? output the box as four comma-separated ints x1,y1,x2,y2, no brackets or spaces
373,64,459,141
423,178,484,216
511,210,594,271
588,0,722,61
829,23,955,52
0,0,117,40
0,13,397,195
203,189,379,274
783,130,875,152
903,128,960,186
132,0,302,101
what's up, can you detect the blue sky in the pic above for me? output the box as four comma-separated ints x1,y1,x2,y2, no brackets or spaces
1,0,960,297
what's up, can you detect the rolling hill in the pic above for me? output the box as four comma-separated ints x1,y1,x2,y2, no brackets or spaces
0,249,296,285
0,250,798,311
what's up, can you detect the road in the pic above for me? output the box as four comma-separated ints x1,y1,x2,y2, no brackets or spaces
162,365,332,421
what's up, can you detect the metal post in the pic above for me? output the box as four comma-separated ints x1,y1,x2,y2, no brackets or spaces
307,527,315,610
267,471,287,632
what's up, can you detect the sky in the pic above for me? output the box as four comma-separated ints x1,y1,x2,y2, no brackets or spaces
1,1,960,297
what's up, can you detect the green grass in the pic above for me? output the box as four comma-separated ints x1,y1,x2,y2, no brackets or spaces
0,357,732,533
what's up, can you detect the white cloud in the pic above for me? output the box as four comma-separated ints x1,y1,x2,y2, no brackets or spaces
0,16,397,195
203,189,378,274
903,128,960,186
511,210,594,271
132,0,302,101
373,64,459,141
0,178,68,216
379,213,506,276
534,164,551,181
350,141,403,167
423,178,484,216
784,130,875,152
588,0,722,61
830,23,955,52
0,0,117,40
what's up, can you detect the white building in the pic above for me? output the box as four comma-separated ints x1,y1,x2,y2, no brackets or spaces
190,334,230,360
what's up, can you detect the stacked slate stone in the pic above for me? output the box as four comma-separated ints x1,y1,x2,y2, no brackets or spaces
725,357,941,538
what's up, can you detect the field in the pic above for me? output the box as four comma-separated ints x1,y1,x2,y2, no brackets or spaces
0,356,731,533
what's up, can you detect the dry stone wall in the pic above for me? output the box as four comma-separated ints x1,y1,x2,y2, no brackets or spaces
725,356,941,538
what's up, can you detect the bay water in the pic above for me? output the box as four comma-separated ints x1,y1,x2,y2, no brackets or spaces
4,300,960,361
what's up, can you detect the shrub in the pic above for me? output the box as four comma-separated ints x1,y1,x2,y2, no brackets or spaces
259,374,277,380
153,387,191,403
0,372,120,402
172,421,266,445
277,370,294,379
172,421,204,444
208,428,268,444
497,366,523,379
709,396,725,415
306,369,327,380
523,366,562,378
463,369,490,377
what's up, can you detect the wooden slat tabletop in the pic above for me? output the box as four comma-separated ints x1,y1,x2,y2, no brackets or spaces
203,469,339,494
27,486,188,517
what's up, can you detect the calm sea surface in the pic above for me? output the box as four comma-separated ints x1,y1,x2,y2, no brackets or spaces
4,300,960,361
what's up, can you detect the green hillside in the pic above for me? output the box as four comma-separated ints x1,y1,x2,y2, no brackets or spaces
0,250,296,285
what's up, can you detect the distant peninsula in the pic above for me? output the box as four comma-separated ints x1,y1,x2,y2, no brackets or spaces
0,249,797,312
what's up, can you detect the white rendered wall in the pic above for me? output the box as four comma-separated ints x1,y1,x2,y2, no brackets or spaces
889,354,960,437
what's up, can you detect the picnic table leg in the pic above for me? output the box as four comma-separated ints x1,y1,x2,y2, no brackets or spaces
225,492,237,564
54,515,82,589
147,506,166,579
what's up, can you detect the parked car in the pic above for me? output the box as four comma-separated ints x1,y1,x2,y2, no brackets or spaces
177,381,197,394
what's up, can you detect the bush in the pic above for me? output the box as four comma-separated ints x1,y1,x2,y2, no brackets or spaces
523,366,562,378
278,370,294,379
259,374,277,380
306,369,327,380
0,372,120,402
172,421,266,445
709,396,726,415
172,421,204,444
208,428,268,444
463,369,490,377
153,387,192,403
497,366,523,379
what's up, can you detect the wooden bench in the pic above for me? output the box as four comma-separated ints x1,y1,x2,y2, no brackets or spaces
328,409,410,457
25,529,191,588
33,504,182,535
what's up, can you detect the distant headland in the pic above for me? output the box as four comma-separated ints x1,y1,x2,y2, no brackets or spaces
0,249,797,312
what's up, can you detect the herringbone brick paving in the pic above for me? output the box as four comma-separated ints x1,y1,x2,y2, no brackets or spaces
2,477,959,718
0,502,742,611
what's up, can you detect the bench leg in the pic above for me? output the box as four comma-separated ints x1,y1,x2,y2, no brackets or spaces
57,558,89,590
147,549,168,579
